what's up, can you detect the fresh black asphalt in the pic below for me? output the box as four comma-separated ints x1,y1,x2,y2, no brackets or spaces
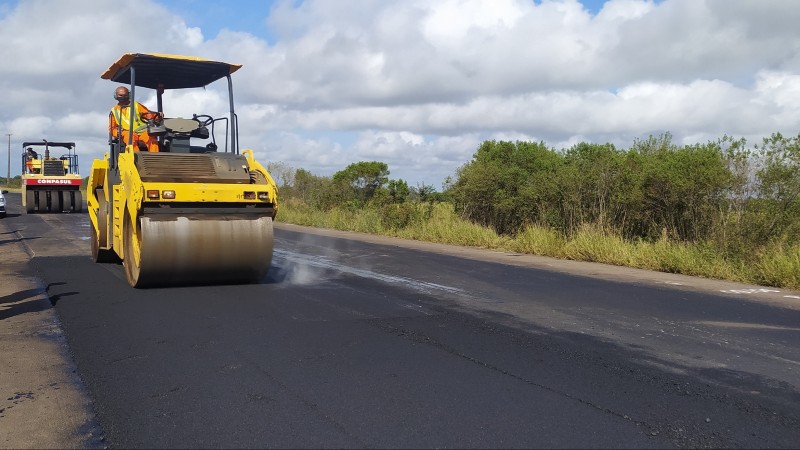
4,193,800,448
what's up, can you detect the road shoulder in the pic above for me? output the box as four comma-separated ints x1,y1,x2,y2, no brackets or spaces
0,217,102,449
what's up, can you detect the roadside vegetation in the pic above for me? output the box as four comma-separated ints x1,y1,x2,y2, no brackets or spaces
2,133,796,289
271,132,800,290
0,176,22,191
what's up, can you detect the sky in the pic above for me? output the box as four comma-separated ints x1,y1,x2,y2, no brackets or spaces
1,0,800,189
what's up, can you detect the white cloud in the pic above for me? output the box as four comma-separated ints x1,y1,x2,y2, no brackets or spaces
6,116,54,140
754,71,800,111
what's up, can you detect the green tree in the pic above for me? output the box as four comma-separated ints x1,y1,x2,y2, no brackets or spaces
412,183,437,202
293,168,343,210
333,161,390,204
293,168,317,202
753,132,800,245
451,140,562,235
561,142,625,233
387,179,410,203
636,138,733,241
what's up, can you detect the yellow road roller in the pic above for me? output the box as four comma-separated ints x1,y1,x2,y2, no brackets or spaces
87,53,278,288
21,140,83,214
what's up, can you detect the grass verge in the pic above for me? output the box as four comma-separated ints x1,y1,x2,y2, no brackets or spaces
277,200,800,290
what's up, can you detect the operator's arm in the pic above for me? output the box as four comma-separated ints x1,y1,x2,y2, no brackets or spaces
108,108,119,139
137,102,162,122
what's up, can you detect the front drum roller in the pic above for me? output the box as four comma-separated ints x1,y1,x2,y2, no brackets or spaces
123,213,274,288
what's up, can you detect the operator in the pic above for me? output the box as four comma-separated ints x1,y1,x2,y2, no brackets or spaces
108,86,161,152
25,147,38,173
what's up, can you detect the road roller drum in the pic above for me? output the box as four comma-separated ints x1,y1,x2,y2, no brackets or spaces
125,215,274,287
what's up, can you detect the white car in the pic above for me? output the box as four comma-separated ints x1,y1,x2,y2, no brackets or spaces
0,190,7,217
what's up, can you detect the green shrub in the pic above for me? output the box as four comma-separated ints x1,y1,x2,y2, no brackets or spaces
380,203,417,230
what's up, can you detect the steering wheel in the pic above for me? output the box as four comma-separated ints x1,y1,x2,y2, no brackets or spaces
194,114,214,127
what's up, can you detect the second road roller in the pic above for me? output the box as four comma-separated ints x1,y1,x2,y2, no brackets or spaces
21,140,83,214
87,53,278,288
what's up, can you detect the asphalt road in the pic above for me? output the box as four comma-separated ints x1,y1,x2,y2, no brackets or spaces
4,192,800,448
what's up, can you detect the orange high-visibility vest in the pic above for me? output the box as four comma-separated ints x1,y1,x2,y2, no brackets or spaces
110,102,150,134
109,102,160,152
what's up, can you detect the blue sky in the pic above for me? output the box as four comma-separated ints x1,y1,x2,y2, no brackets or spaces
0,0,797,187
159,0,280,42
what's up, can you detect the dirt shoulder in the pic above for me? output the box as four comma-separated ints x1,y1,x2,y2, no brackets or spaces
0,218,101,449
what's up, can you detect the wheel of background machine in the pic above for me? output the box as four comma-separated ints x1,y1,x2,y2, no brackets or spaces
123,212,144,288
63,190,73,212
55,191,64,213
73,191,83,213
44,190,52,213
25,190,35,213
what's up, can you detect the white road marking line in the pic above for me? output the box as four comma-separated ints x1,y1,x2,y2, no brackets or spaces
273,249,467,297
720,288,781,294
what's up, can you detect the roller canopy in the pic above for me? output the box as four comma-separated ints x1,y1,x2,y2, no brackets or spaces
101,53,242,89
22,141,75,149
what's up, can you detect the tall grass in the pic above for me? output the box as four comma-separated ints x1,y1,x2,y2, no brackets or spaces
277,200,800,290
390,203,512,248
751,243,800,288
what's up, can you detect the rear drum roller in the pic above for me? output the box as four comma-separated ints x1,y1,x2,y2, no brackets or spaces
123,212,144,287
91,189,115,263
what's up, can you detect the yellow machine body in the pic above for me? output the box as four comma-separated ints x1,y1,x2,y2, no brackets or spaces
87,53,279,287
